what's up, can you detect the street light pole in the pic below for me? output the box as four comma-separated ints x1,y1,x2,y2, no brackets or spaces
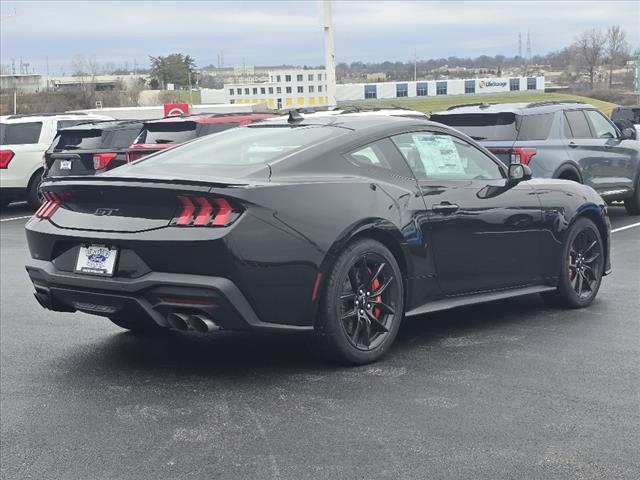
318,0,337,108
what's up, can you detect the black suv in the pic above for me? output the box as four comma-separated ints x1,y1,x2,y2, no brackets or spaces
431,101,640,215
44,120,143,178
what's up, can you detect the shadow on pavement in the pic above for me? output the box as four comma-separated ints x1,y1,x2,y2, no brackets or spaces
55,293,550,378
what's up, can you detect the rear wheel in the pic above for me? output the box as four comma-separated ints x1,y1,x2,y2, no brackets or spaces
624,176,640,215
26,169,44,210
542,217,604,308
315,239,404,365
109,316,166,333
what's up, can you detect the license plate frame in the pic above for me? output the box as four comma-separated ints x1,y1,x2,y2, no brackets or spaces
74,244,119,277
59,160,73,170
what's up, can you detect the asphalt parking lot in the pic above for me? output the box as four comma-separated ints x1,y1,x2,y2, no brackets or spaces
1,202,639,480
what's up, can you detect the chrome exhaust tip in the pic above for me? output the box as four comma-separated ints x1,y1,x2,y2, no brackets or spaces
167,313,190,331
186,315,219,333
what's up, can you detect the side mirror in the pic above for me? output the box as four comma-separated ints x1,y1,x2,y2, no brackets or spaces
620,127,636,140
508,163,532,184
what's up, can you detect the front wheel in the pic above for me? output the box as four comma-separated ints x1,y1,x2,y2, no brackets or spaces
624,176,640,215
541,217,604,308
315,239,404,365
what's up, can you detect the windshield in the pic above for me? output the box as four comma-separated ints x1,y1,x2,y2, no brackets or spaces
130,125,344,167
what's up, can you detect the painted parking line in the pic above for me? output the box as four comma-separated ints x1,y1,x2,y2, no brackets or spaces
0,215,32,222
612,222,640,234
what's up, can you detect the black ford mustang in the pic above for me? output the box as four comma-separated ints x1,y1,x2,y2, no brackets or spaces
25,113,611,365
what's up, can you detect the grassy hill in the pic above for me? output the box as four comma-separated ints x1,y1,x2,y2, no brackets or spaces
338,91,617,116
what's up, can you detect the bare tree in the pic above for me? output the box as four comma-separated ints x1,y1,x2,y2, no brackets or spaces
605,25,630,88
573,29,607,89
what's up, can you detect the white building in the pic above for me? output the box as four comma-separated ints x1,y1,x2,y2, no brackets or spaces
223,73,544,110
336,76,545,102
225,69,328,109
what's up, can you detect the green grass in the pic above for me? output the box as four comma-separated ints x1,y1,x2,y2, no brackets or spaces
338,91,617,116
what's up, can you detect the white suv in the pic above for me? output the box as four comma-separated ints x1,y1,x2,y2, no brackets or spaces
0,112,112,208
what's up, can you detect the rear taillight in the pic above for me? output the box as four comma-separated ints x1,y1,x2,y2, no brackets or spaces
126,151,146,162
0,149,15,169
34,192,63,219
489,147,537,165
171,195,241,227
93,153,118,170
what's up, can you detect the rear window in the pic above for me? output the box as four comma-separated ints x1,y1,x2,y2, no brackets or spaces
51,130,104,151
106,127,142,149
430,112,553,141
430,113,518,141
0,122,43,145
131,125,344,167
134,122,197,145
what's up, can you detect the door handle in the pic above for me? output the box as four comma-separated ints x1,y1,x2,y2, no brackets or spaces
432,202,460,214
568,142,578,148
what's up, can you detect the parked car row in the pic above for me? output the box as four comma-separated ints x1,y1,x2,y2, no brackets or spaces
0,112,113,208
2,102,639,216
1,112,275,208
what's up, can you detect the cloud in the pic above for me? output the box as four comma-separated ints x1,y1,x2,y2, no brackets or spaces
1,0,638,72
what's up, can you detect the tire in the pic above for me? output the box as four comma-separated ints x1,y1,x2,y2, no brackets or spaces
26,170,44,210
314,238,404,365
541,217,605,309
624,176,640,215
109,316,166,333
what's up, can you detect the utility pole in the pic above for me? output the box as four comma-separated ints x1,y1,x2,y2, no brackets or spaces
318,0,336,107
188,70,193,105
414,50,417,82
518,32,522,59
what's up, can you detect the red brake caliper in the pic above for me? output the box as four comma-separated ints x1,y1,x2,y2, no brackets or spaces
568,249,575,280
371,275,382,318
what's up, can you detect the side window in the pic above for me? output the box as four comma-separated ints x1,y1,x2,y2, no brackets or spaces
391,132,503,181
347,138,412,177
584,110,617,139
564,111,592,139
1,122,43,144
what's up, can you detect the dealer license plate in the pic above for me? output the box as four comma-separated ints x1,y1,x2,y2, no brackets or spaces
74,244,118,276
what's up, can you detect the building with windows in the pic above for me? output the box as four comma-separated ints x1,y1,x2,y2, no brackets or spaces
225,69,328,109
224,73,544,110
335,76,545,102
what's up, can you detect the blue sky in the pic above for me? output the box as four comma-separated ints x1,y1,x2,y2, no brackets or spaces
1,1,638,74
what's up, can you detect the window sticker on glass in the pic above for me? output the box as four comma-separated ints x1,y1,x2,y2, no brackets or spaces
412,133,466,176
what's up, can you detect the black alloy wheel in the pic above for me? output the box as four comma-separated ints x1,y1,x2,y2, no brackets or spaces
567,227,603,299
315,239,404,365
542,217,604,308
339,253,397,351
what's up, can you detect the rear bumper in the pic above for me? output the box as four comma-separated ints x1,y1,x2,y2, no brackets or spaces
25,259,313,333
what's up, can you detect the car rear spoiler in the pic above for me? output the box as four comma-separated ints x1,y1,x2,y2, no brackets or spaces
40,175,250,191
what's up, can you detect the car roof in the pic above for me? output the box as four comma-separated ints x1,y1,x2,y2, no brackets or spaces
1,112,113,123
58,119,143,132
144,113,274,125
432,101,595,116
263,112,435,131
292,107,429,119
